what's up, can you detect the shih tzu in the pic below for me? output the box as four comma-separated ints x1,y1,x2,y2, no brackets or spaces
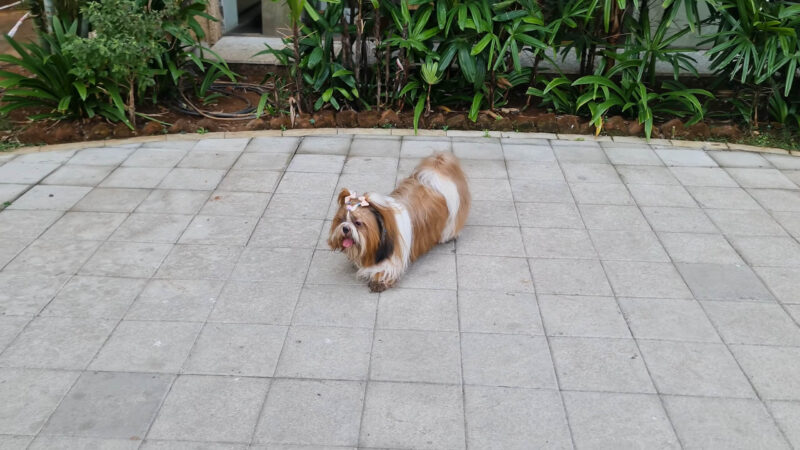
328,152,470,292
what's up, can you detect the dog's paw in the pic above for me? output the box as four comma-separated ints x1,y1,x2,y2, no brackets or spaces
368,279,389,293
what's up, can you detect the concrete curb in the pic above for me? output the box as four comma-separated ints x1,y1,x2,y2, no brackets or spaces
4,128,798,157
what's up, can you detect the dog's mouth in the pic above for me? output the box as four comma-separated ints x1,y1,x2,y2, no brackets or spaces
342,238,354,248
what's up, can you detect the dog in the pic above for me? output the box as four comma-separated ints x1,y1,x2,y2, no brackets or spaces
328,152,470,292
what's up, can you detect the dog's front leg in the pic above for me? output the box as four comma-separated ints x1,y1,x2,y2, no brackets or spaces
368,272,395,292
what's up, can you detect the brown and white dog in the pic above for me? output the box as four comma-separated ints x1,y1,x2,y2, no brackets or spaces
328,153,470,292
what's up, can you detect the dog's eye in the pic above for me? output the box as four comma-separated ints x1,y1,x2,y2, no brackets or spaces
354,221,363,227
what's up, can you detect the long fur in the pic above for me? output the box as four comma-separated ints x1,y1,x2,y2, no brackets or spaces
328,153,470,292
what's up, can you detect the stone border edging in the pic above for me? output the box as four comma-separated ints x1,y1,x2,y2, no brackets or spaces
5,127,798,157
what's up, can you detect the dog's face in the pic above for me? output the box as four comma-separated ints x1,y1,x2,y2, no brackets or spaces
328,188,393,266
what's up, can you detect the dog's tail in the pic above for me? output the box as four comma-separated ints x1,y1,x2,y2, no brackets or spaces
415,152,471,242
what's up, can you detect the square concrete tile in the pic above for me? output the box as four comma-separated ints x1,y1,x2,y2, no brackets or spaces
747,189,800,212
659,232,743,264
670,167,738,187
217,170,281,192
4,240,100,276
768,401,800,448
370,330,461,384
554,146,608,164
0,184,30,205
233,152,291,171
287,154,346,173
618,297,720,342
706,208,787,236
457,226,525,257
292,285,378,328
641,206,718,233
156,245,241,280
458,159,508,178
0,238,26,268
579,204,649,231
522,228,596,259
42,276,145,320
465,386,570,450
69,148,135,166
0,317,114,369
400,139,451,157
550,337,654,393
81,241,172,278
710,150,771,168
731,236,800,267
0,368,79,435
178,150,240,170
604,261,691,298
0,162,60,184
183,323,286,376
688,186,762,210
663,396,790,450
209,282,301,325
639,340,754,398
0,274,70,316
42,211,127,241
100,167,171,189
677,263,774,302
377,288,458,331
7,185,91,210
470,178,514,202
254,379,364,447
603,146,662,165
461,333,555,388
0,210,62,241
126,279,224,322
244,136,299,153
198,192,270,217
629,184,697,207
179,215,256,246
591,229,669,262
298,136,351,155
148,375,269,443
515,202,583,228
350,137,401,157
539,295,630,338
276,172,339,195
731,345,800,400
305,250,360,286
509,179,571,203
137,190,210,214
530,258,613,296
561,163,621,183
465,200,519,227
617,166,679,185
342,156,399,175
754,267,800,304
570,182,634,205
458,290,542,335
655,149,717,167
506,161,564,181
90,321,202,373
0,435,32,449
766,154,800,169
43,371,172,439
727,168,798,189
774,211,800,238
0,316,28,351
231,247,313,283
15,150,74,164
452,140,503,160
110,213,192,243
158,168,226,190
193,138,250,152
397,252,458,290
457,255,533,292
703,301,800,346
564,392,679,450
29,437,141,450
72,188,150,213
360,382,465,449
123,148,187,168
275,326,372,380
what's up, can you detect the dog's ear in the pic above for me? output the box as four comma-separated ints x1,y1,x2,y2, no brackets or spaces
367,200,395,264
337,188,351,206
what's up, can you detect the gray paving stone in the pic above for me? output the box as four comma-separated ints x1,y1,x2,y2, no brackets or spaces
768,401,800,449
562,163,621,183
338,172,398,197
0,316,28,352
641,206,718,233
554,146,608,164
342,156,398,175
539,295,630,338
0,239,26,268
28,437,140,450
523,227,596,259
100,167,171,189
470,177,514,201
141,441,246,450
591,229,669,262
399,139,451,158
506,161,564,181
0,435,32,449
43,371,172,439
706,208,787,236
656,149,717,167
293,285,378,328
704,301,800,346
731,345,800,400
179,215,257,246
7,185,91,210
570,182,634,205
617,165,679,185
305,250,360,285
122,148,187,168
275,326,372,380
370,329,460,384
670,166,738,187
0,368,79,435
550,337,654,393
126,279,224,322
14,150,74,164
452,140,504,160
458,158,507,178
137,189,210,214
502,143,554,161
530,257,613,296
727,168,798,189
677,262,774,302
563,392,679,450
629,184,697,207
509,179,571,203
250,218,324,249
457,255,533,292
233,152,292,171
72,188,150,213
659,232,743,264
255,379,364,447
80,241,172,278
397,252,458,290
360,382,465,449
774,211,800,237
688,186,761,210
245,136,300,153
218,170,281,192
0,210,62,241
619,297,720,342
710,150,772,167
766,154,800,169
287,154,346,173
43,276,147,319
69,147,135,166
0,274,70,316
298,136,351,155
350,137,401,157
663,396,790,450
276,172,339,195
749,188,800,211
158,168,226,190
458,290,542,335
41,211,127,241
178,149,240,170
604,261,691,298
465,386,570,450
377,288,457,331
110,213,192,243
638,340,754,398
579,204,649,231
730,235,800,267
141,141,196,150
603,146,662,165
183,323,286,376
515,202,582,229
209,281,301,324
0,184,28,204
156,244,241,280
0,162,59,184
231,246,312,282
4,240,100,276
148,375,269,443
461,333,555,388
754,267,800,304
457,226,525,257
89,320,202,373
193,138,250,152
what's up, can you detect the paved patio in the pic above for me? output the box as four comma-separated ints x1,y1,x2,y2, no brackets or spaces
1,134,800,449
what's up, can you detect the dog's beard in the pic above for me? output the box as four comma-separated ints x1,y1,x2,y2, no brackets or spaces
331,223,364,262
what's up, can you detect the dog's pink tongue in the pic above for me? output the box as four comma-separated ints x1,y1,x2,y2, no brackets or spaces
342,238,354,248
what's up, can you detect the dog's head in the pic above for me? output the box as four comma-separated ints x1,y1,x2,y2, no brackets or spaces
328,188,394,267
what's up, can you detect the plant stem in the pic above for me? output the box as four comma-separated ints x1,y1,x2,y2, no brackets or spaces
292,19,304,113
374,4,382,107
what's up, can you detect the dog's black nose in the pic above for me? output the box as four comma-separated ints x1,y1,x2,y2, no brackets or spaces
342,225,350,235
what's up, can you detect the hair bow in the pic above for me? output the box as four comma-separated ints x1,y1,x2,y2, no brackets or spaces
345,194,369,211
